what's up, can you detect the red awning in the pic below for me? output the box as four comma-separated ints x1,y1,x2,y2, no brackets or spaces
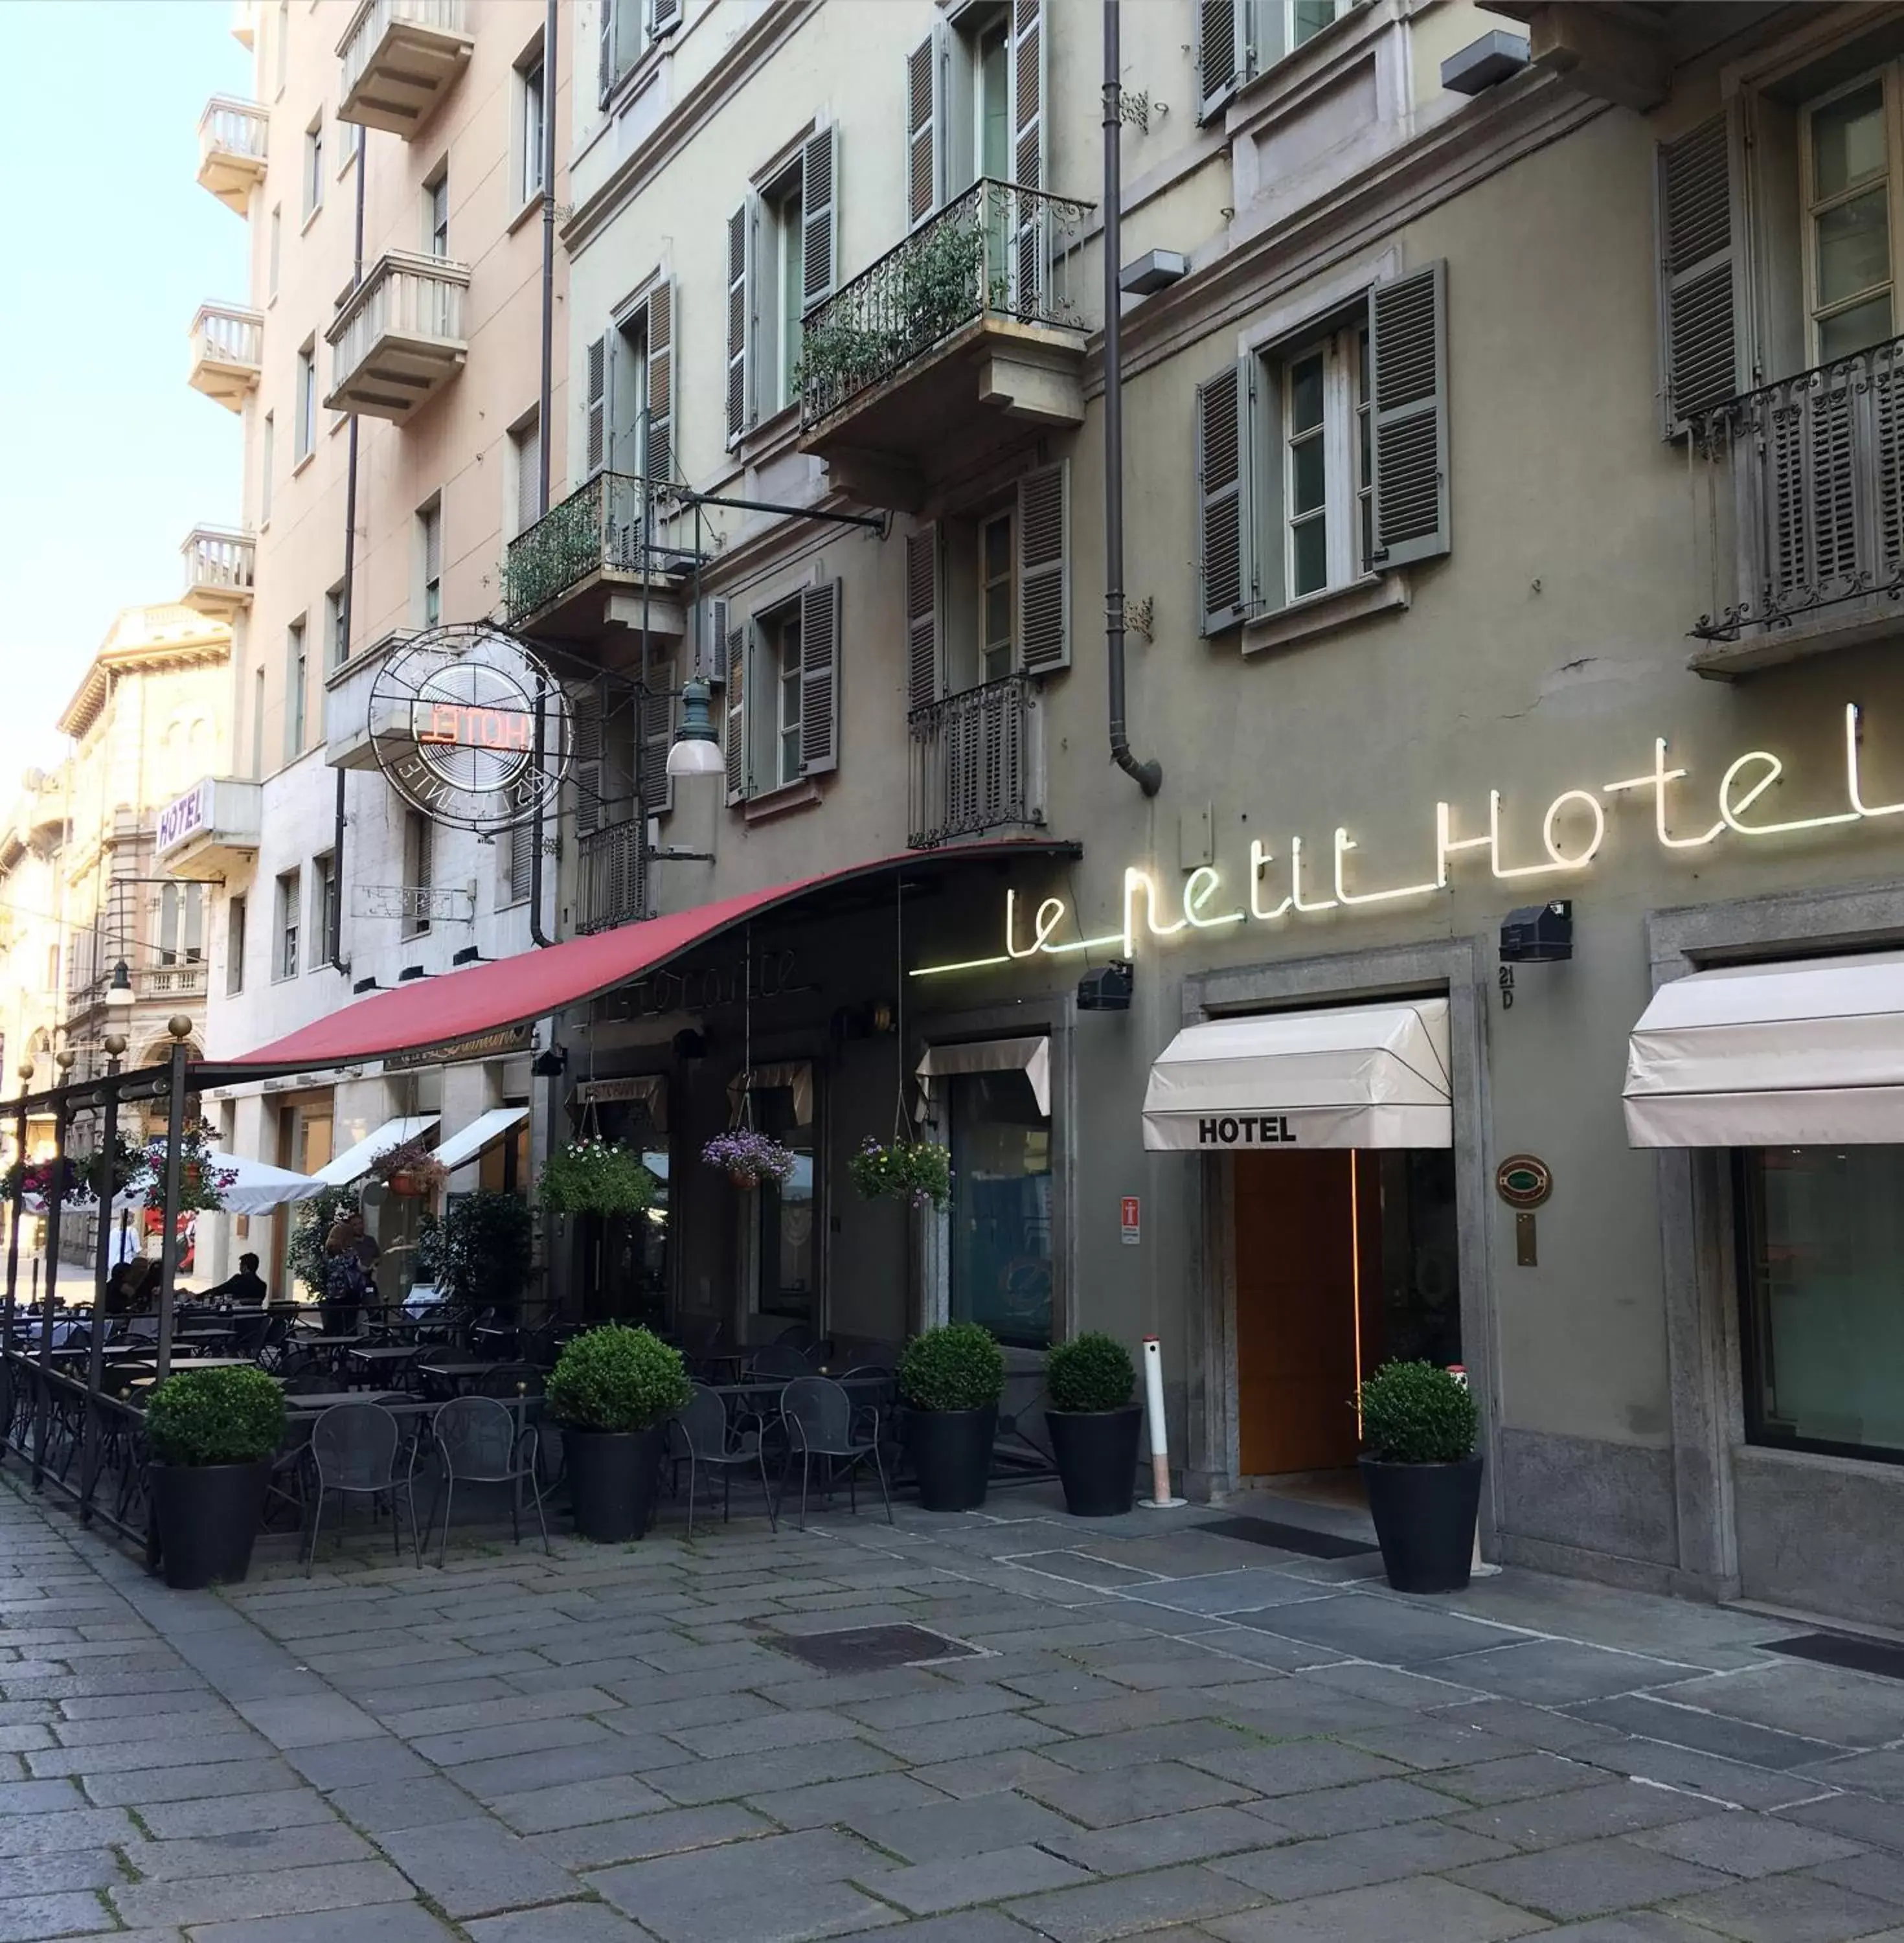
213,841,1071,1077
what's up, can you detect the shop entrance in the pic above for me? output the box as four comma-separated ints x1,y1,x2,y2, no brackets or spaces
1234,1148,1460,1481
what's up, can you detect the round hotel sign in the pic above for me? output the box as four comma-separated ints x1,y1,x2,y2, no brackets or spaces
1495,1154,1553,1210
370,624,572,833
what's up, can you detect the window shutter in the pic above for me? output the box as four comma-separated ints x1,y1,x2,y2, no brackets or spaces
1017,460,1069,675
1010,0,1044,190
572,687,604,835
516,418,541,535
799,579,842,776
650,0,681,35
801,125,839,312
422,506,442,584
598,0,614,106
725,620,749,804
907,30,941,231
508,819,534,903
692,595,728,685
1196,357,1252,633
646,278,675,481
725,201,756,446
905,525,940,712
1198,0,1238,121
584,333,607,477
1657,115,1738,435
1368,260,1451,569
640,663,675,815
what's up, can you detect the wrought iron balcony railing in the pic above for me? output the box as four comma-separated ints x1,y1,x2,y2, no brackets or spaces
1692,334,1904,642
575,822,646,936
503,472,701,624
909,675,1043,850
799,179,1092,432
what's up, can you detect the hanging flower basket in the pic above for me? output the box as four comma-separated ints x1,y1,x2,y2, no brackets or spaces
537,1139,659,1218
3,1155,83,1205
701,1129,797,1191
365,1135,448,1198
143,1121,240,1214
849,1137,952,1210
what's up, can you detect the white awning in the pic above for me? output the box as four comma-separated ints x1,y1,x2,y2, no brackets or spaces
1142,999,1453,1152
916,1036,1051,1117
313,1114,439,1186
432,1106,529,1175
1625,951,1904,1147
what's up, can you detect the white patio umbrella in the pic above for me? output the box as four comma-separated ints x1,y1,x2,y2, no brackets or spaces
25,1152,327,1219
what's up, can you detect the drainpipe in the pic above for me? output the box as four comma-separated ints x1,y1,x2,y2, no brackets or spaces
528,0,560,948
1103,0,1161,797
332,128,369,975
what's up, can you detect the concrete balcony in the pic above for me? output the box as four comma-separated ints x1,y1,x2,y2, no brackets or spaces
909,676,1045,849
197,95,268,212
180,526,255,617
188,304,263,411
799,180,1094,512
137,963,209,1002
325,251,468,423
153,777,262,882
324,630,410,771
337,0,473,138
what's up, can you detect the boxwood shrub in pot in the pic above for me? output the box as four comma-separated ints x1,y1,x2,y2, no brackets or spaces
144,1365,286,1590
898,1321,1004,1512
1043,1334,1140,1518
546,1325,690,1542
1355,1359,1482,1594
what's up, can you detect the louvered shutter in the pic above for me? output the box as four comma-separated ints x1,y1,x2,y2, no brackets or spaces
508,819,534,904
422,505,442,585
691,595,727,685
1196,357,1253,633
598,0,614,106
1657,115,1739,435
1368,262,1450,569
799,579,842,776
1199,0,1241,122
646,278,675,481
516,417,541,534
724,619,749,804
905,525,940,713
725,201,756,446
572,687,604,835
584,334,607,477
650,0,681,34
907,30,942,232
1010,0,1043,188
640,659,675,815
801,125,838,312
1017,460,1069,675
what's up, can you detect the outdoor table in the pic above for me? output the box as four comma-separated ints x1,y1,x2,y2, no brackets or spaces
282,1389,411,1413
344,1345,422,1389
413,1359,534,1399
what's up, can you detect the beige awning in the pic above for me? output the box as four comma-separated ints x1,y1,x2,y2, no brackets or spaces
915,1036,1051,1117
312,1114,440,1186
727,1061,813,1126
1143,1000,1452,1152
1626,950,1904,1146
432,1106,528,1174
574,1074,668,1132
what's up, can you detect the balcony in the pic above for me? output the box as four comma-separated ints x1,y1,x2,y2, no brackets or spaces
503,472,703,651
575,823,646,936
799,180,1093,512
180,526,255,616
153,778,262,881
188,304,263,411
1690,335,1904,677
324,629,410,770
197,95,267,211
909,676,1045,850
337,0,472,138
325,251,468,423
138,964,209,1001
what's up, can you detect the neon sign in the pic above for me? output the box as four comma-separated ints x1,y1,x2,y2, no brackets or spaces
415,702,534,753
912,703,1904,978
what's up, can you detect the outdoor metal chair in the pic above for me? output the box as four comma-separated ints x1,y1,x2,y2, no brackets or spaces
423,1396,549,1565
773,1324,819,1352
745,1342,813,1382
228,1312,271,1359
672,1383,777,1536
776,1376,893,1529
303,1403,420,1573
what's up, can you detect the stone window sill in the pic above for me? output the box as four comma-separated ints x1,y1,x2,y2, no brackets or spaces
1240,571,1410,657
741,777,822,823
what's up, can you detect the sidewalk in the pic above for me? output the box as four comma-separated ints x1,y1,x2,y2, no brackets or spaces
1,1471,1901,1942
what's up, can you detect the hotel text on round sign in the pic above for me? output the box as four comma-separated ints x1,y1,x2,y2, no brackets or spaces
1495,1154,1553,1210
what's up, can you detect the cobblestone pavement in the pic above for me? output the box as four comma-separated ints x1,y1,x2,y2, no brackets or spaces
3,1473,1904,1943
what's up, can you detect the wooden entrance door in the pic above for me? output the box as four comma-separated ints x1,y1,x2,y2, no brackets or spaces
1234,1150,1365,1476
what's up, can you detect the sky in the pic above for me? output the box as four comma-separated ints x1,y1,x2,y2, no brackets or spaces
0,1,250,794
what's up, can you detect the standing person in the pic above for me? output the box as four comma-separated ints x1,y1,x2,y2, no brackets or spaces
321,1223,367,1337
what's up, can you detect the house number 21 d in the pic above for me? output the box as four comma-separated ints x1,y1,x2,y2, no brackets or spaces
1499,964,1516,1011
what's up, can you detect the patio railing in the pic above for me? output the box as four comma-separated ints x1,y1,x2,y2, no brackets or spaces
0,1350,151,1549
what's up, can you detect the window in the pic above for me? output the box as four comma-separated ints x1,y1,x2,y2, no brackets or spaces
418,499,442,626
268,207,281,301
906,4,1040,229
1283,343,1333,598
725,131,835,441
1804,74,1897,363
251,667,266,780
594,281,674,483
519,57,546,205
260,413,274,525
1291,0,1355,49
727,582,841,802
304,115,324,221
312,853,337,970
978,513,1014,683
324,583,348,670
425,166,449,258
295,341,316,462
763,163,806,414
275,870,300,981
225,895,246,995
1199,0,1366,121
745,1082,817,1328
505,819,536,907
600,0,678,104
403,810,433,938
757,603,803,791
511,413,541,538
285,619,308,758
1738,1146,1904,1462
158,883,205,967
949,1069,1052,1349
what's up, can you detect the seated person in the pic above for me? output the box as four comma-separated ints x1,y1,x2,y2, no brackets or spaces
202,1252,268,1306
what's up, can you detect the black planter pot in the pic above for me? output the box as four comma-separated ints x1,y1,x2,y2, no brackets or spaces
1359,1453,1484,1594
906,1404,997,1512
148,1460,269,1591
1046,1405,1142,1517
563,1426,666,1543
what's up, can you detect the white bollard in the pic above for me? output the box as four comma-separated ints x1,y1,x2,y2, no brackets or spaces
1139,1335,1186,1510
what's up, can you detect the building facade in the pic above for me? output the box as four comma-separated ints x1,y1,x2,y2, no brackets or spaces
181,0,572,1291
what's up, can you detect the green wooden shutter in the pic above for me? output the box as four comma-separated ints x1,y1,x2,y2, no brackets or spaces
1368,261,1450,569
